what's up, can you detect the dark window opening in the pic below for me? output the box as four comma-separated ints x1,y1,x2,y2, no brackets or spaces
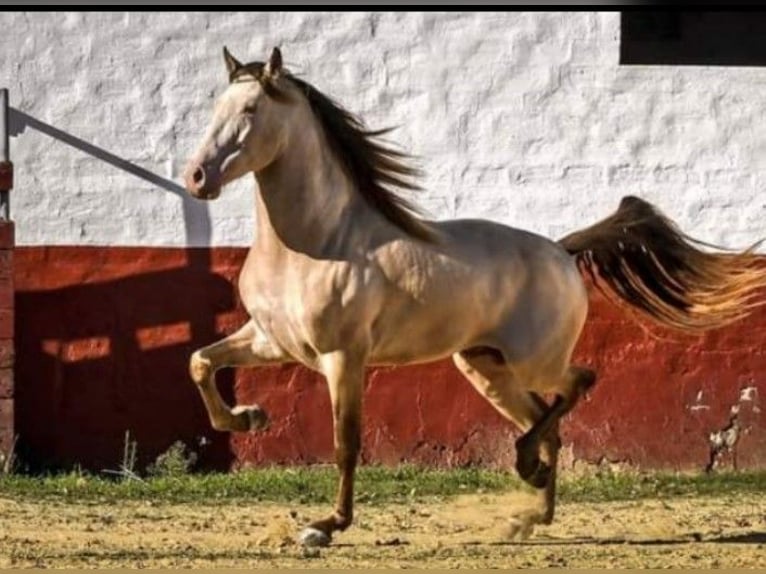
621,12,766,66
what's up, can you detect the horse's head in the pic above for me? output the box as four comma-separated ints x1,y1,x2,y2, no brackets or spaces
183,47,291,200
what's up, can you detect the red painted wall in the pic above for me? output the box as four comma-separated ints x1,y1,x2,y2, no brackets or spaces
14,246,766,472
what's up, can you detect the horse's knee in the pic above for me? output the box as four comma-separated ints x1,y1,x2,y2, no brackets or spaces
189,351,213,384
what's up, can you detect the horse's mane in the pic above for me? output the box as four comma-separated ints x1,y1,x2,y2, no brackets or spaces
231,62,437,242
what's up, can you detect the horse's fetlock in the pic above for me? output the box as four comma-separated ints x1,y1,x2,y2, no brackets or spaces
334,511,353,531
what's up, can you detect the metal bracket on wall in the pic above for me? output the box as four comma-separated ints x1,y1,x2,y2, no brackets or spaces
0,89,11,221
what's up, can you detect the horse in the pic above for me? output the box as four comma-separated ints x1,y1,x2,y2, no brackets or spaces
182,46,766,547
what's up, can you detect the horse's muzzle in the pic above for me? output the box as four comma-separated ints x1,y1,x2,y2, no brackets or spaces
183,163,221,200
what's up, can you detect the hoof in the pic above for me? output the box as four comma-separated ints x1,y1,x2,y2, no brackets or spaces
299,527,331,548
231,404,269,432
516,455,550,489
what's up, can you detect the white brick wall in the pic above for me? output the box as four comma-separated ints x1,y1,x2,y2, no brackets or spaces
2,11,766,248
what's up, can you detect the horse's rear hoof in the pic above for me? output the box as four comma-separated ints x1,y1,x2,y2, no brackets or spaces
299,527,331,547
231,404,270,432
516,457,551,489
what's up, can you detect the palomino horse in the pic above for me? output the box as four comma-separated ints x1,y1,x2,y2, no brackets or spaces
183,47,766,547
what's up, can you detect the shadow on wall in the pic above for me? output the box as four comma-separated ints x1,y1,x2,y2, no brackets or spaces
8,108,212,244
10,108,241,472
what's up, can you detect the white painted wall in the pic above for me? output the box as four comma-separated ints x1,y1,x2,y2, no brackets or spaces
2,11,766,248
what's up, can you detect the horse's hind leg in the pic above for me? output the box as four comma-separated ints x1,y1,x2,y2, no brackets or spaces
515,365,596,482
528,393,560,525
189,320,286,432
453,348,561,538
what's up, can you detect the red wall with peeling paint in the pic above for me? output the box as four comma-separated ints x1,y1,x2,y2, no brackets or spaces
14,246,766,472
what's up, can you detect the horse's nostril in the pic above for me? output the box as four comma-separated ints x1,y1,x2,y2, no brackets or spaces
192,167,205,185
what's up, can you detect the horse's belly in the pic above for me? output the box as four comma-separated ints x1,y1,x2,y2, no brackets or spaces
367,297,494,366
368,340,461,366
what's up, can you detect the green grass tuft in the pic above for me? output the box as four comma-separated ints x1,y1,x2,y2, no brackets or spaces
0,466,762,505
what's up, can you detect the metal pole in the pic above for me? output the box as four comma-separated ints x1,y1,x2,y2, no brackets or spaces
0,89,8,161
0,89,10,220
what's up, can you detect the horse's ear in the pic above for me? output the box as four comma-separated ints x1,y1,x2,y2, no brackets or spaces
264,46,283,78
223,46,242,77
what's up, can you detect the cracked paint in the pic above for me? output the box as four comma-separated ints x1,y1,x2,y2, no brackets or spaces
707,414,740,472
740,386,758,402
705,386,762,472
688,390,710,412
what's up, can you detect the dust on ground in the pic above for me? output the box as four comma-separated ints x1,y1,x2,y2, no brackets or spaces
0,490,764,568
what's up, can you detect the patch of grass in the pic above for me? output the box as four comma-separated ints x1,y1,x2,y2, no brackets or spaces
0,466,762,505
558,469,766,503
0,466,512,505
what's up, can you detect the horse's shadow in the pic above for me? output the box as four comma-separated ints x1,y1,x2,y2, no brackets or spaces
706,531,766,544
475,530,766,546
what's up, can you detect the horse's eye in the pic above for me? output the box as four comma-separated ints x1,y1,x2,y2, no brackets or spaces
243,103,258,115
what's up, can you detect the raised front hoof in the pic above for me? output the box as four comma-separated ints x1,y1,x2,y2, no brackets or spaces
516,457,551,489
230,404,270,432
298,527,331,548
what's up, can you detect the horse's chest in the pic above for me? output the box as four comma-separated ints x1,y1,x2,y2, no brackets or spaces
240,264,365,363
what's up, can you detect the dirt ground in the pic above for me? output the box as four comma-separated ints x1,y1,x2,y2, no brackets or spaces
0,491,764,568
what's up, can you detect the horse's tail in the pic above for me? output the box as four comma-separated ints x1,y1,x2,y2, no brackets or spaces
558,195,766,332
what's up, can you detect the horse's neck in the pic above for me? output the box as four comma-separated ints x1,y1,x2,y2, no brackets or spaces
253,129,384,259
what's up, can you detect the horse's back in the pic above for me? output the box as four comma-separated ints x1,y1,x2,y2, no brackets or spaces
435,218,589,383
368,218,588,370
434,218,570,265
433,218,582,293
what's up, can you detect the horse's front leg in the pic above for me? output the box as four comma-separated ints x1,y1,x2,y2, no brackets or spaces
299,349,365,547
189,320,286,432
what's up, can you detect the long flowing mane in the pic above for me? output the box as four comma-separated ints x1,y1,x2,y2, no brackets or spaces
232,62,437,242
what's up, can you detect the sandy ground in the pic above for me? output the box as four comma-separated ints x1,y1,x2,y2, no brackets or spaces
0,491,764,568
